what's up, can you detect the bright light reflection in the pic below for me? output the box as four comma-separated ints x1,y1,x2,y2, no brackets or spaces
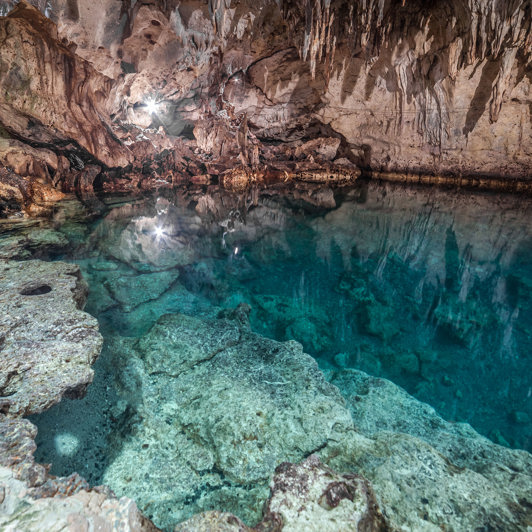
145,98,158,114
54,433,80,457
154,226,165,238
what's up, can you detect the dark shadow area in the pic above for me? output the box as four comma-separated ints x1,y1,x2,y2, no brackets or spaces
463,58,501,135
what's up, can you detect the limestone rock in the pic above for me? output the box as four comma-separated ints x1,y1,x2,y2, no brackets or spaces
295,138,341,161
326,369,532,531
0,228,69,260
0,415,48,486
0,464,157,532
0,2,130,168
0,0,530,202
104,269,180,312
103,313,355,528
175,456,389,532
260,455,388,532
0,260,103,416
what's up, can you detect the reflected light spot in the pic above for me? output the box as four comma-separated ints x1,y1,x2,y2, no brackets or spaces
154,226,165,239
145,98,158,114
54,433,80,456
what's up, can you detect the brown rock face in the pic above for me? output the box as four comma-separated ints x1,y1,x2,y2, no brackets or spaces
0,0,531,215
0,2,130,168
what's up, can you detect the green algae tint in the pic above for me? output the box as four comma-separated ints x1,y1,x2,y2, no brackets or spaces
13,182,531,529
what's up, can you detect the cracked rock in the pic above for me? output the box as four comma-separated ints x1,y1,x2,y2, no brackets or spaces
0,259,103,416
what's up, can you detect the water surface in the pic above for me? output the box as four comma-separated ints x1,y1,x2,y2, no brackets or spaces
2,181,529,525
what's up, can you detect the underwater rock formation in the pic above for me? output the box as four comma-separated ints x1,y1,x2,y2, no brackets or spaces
1,0,531,214
0,227,69,260
328,369,532,531
102,310,355,526
99,305,532,531
0,259,102,416
0,182,531,531
175,455,388,531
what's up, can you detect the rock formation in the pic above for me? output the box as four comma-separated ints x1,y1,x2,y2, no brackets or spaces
175,455,389,531
0,417,158,532
98,305,531,531
0,258,155,531
1,0,531,215
0,259,102,416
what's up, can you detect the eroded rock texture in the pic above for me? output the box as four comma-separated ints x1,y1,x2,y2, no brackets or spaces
0,259,102,416
1,0,531,214
97,306,532,531
175,455,389,532
0,462,158,532
0,257,156,531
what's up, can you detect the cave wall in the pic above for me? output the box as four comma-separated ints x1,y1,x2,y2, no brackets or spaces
0,0,531,213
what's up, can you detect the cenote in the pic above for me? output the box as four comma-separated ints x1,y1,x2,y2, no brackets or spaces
2,1,532,529
1,180,528,529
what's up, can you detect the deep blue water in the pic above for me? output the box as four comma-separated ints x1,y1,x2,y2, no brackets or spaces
2,181,530,521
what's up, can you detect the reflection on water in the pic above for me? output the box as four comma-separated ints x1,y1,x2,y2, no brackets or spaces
7,181,530,522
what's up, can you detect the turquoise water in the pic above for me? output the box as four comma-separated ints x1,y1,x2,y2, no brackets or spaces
6,181,530,526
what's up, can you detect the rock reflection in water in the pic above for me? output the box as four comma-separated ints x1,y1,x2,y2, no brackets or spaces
22,182,531,529
31,182,532,451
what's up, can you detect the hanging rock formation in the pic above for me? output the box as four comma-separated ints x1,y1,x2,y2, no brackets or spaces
0,0,531,213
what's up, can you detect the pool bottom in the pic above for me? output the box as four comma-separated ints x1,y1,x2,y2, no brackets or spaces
31,306,532,531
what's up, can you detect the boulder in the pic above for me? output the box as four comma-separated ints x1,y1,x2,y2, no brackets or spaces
0,260,103,416
103,312,355,528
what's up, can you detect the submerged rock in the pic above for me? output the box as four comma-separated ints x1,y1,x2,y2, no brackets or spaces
0,228,69,260
103,311,355,527
104,269,180,312
175,455,389,532
101,306,532,531
327,369,532,531
0,260,103,416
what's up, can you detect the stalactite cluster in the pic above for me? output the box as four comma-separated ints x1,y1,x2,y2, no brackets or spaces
0,0,531,214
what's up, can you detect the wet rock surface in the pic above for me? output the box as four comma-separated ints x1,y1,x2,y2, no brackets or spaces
0,227,69,260
95,306,532,531
0,463,157,532
0,259,102,416
175,455,389,532
0,256,157,532
103,311,355,527
326,369,532,531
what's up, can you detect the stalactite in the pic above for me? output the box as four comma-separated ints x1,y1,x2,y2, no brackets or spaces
490,46,519,123
281,0,531,142
208,0,231,37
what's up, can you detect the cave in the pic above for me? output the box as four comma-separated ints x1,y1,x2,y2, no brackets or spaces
0,1,531,531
